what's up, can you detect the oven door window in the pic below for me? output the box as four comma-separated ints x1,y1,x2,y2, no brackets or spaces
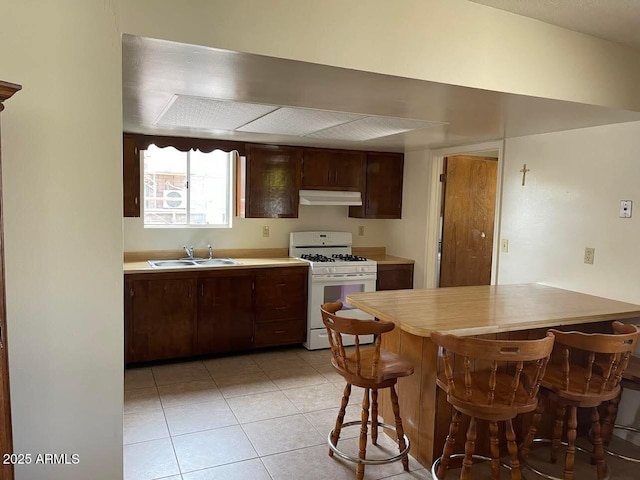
323,284,364,310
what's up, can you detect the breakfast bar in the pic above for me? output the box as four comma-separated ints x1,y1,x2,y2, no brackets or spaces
346,283,640,466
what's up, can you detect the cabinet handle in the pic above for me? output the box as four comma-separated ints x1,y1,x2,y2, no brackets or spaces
276,306,287,310
274,330,286,334
134,196,138,205
276,283,286,287
200,284,204,297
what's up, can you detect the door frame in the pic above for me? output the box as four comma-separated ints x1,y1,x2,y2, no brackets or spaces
424,140,505,288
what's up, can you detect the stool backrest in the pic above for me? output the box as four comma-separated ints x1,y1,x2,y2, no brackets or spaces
432,331,555,408
547,321,640,395
320,300,395,380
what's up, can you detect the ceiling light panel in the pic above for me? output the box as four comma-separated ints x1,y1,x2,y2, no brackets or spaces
237,107,364,136
155,95,277,130
307,116,445,141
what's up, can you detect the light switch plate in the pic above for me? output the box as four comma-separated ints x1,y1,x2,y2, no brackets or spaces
262,226,270,237
620,200,632,218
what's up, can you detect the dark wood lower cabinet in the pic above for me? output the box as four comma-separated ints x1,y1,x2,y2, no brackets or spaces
376,264,414,291
125,266,308,365
197,273,254,355
127,277,196,363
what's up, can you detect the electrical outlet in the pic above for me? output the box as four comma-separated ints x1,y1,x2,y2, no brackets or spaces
584,247,595,265
620,200,632,218
358,225,365,236
501,239,509,253
262,226,269,237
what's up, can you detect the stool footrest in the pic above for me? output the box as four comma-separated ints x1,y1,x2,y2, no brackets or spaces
328,420,410,466
520,438,611,480
603,425,640,463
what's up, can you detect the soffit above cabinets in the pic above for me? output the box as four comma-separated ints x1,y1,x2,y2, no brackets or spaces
123,35,640,152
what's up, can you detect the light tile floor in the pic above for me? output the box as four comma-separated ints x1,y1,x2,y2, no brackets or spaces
124,347,430,480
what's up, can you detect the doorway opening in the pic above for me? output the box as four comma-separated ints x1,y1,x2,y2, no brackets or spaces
423,141,504,288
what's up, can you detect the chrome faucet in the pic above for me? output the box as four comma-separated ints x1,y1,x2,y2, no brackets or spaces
182,245,195,259
208,244,214,259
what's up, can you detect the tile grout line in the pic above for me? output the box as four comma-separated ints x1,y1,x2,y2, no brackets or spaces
154,367,183,479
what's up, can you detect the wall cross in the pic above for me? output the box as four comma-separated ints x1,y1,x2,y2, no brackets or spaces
520,163,530,186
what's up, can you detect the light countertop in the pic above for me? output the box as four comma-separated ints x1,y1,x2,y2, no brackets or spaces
124,257,308,274
346,283,640,337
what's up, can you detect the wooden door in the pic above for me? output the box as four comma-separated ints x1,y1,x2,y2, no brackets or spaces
196,274,254,354
0,81,20,480
122,134,140,217
301,149,333,189
331,151,365,191
439,155,497,287
246,145,301,218
130,278,196,362
301,148,365,191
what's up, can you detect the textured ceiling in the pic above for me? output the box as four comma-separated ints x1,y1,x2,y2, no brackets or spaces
470,0,640,49
123,35,640,152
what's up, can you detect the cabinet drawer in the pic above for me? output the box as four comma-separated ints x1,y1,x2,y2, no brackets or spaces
256,302,306,323
256,274,307,306
254,319,305,347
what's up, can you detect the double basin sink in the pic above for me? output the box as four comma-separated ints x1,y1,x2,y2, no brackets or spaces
148,258,242,268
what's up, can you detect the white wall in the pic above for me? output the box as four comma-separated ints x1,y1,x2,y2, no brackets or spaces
384,150,433,288
124,207,390,252
118,0,640,111
0,2,123,479
498,121,640,304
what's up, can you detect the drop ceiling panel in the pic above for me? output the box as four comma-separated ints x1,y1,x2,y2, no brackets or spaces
237,107,364,135
155,95,277,130
306,116,445,141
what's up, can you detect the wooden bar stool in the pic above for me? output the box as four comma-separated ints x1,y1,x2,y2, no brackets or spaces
431,331,555,480
600,352,640,462
521,321,640,480
320,301,414,480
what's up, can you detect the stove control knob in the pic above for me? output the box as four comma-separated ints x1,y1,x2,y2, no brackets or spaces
358,266,366,272
329,267,336,273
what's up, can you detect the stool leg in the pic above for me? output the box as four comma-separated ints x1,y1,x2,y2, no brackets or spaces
329,383,352,457
489,420,500,480
522,399,544,460
390,384,409,471
506,418,522,480
551,404,566,464
461,416,477,480
601,390,621,446
590,406,606,480
357,387,370,480
563,405,577,480
371,389,379,445
437,409,462,480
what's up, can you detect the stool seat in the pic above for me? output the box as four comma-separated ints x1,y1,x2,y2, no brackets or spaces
538,365,622,407
334,347,414,388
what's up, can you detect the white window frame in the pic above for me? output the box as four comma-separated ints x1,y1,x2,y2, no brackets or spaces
141,147,235,229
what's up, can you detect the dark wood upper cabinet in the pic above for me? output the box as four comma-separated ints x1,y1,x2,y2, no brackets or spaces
196,273,254,355
123,134,140,217
350,152,404,219
238,144,302,218
301,148,365,191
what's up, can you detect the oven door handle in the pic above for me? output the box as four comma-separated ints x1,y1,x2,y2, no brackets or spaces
312,274,377,282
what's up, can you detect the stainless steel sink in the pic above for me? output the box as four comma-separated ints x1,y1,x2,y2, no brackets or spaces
148,258,241,268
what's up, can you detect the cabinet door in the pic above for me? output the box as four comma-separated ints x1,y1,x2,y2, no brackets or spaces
302,149,365,191
246,145,301,218
376,264,414,291
350,153,404,219
129,278,196,362
123,135,140,217
331,151,365,191
196,274,254,355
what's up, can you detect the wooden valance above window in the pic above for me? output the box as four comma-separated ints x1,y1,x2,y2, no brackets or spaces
124,133,247,156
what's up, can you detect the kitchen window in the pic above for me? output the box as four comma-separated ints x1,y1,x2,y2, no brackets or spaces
142,145,234,227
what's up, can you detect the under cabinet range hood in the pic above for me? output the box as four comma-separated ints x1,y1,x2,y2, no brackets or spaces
299,190,363,206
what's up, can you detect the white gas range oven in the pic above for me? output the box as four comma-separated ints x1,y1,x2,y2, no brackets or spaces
289,231,376,350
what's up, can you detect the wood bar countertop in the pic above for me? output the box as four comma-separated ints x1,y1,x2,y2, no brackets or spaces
346,283,640,467
346,283,640,337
